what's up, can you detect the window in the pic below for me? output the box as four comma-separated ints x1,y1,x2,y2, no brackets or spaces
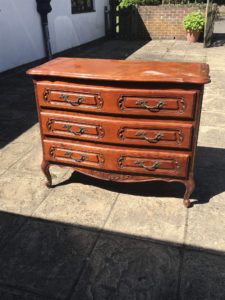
71,0,95,14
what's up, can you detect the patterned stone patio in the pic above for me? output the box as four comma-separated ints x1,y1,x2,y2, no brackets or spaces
0,37,225,299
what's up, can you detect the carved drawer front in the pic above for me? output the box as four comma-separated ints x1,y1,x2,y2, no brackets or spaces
41,111,193,149
117,91,197,119
117,152,189,178
44,139,190,178
44,140,105,168
36,82,197,118
117,122,193,149
37,85,103,111
41,112,104,141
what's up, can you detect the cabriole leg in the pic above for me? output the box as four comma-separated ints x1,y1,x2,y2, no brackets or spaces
183,178,195,208
41,160,52,188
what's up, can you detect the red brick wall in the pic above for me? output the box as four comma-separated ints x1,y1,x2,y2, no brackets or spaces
137,5,206,40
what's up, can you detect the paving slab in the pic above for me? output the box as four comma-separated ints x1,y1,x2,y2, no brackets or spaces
0,219,98,300
0,114,36,145
0,123,37,149
207,64,225,71
164,49,186,55
104,191,187,245
204,84,225,95
196,146,225,171
200,111,225,128
162,54,186,62
65,40,148,60
197,126,225,148
206,69,225,79
204,86,225,97
142,41,161,48
0,287,51,300
33,172,118,229
202,94,225,113
183,56,206,63
0,141,33,171
0,170,52,215
179,249,225,300
128,53,165,61
9,140,43,173
70,233,181,300
11,123,40,144
0,108,29,123
0,211,27,250
185,167,225,252
0,169,7,176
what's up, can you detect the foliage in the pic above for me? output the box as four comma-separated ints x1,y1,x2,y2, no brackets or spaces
119,0,161,8
119,0,140,8
183,11,205,32
118,0,224,7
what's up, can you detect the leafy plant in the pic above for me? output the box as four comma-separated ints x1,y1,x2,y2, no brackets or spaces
183,11,205,32
119,0,141,8
119,0,225,6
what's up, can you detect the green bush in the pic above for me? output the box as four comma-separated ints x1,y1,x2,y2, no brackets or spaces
119,0,161,8
119,0,140,8
118,0,223,8
183,11,205,32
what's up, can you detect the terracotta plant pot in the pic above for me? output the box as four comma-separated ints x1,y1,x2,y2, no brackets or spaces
186,30,200,43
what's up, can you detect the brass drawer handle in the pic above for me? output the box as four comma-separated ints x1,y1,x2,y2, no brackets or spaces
135,131,163,143
134,160,160,171
136,99,165,112
63,124,86,136
59,94,84,106
64,152,87,163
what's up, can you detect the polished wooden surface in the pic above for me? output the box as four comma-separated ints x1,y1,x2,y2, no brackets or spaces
36,81,198,119
27,57,210,207
44,138,190,178
41,110,194,149
27,57,210,84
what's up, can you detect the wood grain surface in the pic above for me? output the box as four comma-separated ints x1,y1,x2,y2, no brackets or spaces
27,57,210,84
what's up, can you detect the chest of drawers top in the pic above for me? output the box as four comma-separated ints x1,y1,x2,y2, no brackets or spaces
27,57,210,84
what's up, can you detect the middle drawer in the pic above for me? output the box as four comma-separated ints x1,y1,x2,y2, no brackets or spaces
40,110,193,150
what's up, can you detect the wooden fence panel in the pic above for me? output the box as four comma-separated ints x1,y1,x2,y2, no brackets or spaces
108,1,136,39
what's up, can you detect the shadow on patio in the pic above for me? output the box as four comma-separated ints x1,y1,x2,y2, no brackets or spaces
211,33,225,47
0,210,225,300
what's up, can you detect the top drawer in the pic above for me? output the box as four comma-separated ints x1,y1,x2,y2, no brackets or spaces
35,82,198,119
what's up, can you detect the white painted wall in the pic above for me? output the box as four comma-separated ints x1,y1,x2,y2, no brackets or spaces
0,0,109,72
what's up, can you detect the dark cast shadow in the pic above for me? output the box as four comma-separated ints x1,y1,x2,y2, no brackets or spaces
0,209,225,299
211,33,225,47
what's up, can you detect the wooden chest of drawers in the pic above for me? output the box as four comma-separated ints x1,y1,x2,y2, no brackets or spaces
27,58,210,207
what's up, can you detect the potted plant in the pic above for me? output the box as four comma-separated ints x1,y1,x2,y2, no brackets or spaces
183,11,205,43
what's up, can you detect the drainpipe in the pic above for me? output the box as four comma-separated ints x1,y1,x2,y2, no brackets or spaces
36,0,52,60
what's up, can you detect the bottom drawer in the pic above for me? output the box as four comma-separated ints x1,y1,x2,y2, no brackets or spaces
44,139,190,179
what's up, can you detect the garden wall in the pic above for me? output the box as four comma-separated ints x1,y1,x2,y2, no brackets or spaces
136,5,206,40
